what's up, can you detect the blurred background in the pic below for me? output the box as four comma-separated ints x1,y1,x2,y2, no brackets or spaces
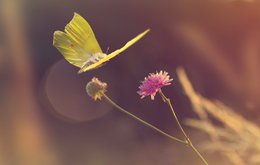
0,0,260,164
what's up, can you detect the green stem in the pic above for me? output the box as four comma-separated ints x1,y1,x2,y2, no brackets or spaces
159,90,209,165
102,94,186,144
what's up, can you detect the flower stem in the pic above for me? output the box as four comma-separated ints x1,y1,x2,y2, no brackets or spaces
102,94,186,144
159,90,209,165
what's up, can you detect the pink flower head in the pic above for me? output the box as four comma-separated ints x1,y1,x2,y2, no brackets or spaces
138,71,173,100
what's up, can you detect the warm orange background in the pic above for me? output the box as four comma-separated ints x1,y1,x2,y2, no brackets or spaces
0,0,260,164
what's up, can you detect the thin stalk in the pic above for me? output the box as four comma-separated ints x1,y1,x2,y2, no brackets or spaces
102,94,186,144
159,90,209,165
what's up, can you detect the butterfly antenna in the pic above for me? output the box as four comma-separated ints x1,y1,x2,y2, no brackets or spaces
105,46,110,54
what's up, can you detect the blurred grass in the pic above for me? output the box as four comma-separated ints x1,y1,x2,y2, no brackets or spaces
177,68,260,165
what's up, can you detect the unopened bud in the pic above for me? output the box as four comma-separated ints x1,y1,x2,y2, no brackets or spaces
86,77,107,100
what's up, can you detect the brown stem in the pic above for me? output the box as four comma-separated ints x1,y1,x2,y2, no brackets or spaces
102,94,186,144
159,90,209,165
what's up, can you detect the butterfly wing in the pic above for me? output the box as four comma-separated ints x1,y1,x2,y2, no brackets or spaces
78,29,150,73
53,13,102,68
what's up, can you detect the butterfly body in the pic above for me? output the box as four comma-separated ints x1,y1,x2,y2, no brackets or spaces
78,52,107,73
53,13,150,73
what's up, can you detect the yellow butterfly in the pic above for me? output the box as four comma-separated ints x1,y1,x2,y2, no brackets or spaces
53,13,150,74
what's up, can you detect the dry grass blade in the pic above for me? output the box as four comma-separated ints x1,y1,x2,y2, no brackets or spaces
177,67,260,165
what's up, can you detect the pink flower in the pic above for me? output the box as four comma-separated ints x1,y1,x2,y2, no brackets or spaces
138,71,173,100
